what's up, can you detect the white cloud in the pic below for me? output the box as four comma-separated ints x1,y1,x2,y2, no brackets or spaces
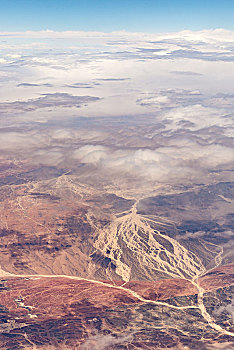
158,143,234,168
163,104,232,130
50,129,73,140
73,145,109,164
72,140,234,184
81,332,134,350
5,54,21,59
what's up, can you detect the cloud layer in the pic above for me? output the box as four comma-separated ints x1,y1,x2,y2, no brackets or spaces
0,29,233,188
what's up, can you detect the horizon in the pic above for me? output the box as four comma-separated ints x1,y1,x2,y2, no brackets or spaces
0,27,233,34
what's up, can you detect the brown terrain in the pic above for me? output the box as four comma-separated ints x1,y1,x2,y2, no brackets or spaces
0,265,233,349
0,159,233,349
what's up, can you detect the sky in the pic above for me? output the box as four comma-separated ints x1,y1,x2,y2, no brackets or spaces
0,0,234,32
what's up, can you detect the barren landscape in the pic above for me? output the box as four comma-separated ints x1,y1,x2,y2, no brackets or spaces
0,28,233,349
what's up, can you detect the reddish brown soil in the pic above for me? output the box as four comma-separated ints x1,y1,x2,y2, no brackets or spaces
0,265,233,349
